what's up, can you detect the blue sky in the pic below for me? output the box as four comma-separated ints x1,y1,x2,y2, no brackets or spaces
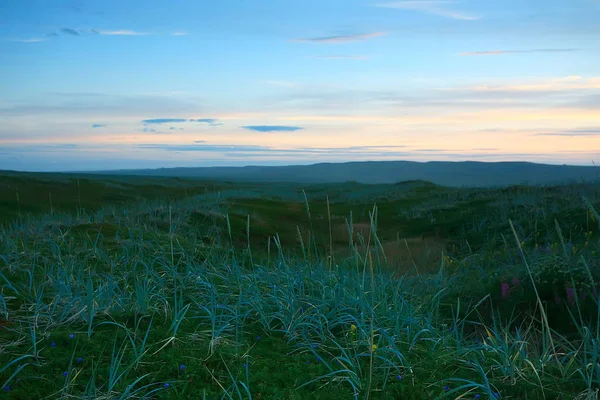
1,0,599,171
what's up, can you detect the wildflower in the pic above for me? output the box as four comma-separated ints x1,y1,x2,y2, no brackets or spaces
312,344,317,349
445,385,450,391
77,357,83,363
63,371,68,377
164,383,170,388
501,283,510,298
51,342,56,347
179,364,186,370
69,333,74,339
371,344,378,352
566,287,576,304
243,363,247,368
3,386,9,391
350,324,357,331
397,375,402,380
257,335,261,341
494,393,499,398
475,395,480,399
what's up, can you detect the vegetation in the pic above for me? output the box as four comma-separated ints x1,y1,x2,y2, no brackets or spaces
1,172,599,399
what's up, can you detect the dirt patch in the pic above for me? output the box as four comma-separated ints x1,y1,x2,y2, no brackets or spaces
354,237,445,275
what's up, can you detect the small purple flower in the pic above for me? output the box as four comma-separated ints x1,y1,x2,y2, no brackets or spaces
494,393,499,398
51,342,56,347
243,363,247,368
501,283,510,298
179,364,186,371
3,386,9,392
566,287,576,304
164,383,170,388
305,361,310,365
63,371,68,377
69,333,74,339
257,335,261,341
397,375,402,380
445,385,450,391
475,395,481,399
77,357,83,363
312,344,317,349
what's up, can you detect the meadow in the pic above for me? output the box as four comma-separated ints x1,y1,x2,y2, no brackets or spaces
0,172,599,399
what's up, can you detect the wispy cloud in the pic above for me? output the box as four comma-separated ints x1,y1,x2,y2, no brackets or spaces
460,48,579,56
312,55,369,60
92,30,148,36
242,125,304,132
171,32,188,36
138,144,271,152
60,28,81,36
467,76,600,92
189,118,221,125
8,38,47,43
92,124,106,128
534,128,600,137
135,143,410,156
375,1,479,20
142,118,187,124
291,32,387,44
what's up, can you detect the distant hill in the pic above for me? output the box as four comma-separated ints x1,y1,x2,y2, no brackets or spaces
83,160,600,187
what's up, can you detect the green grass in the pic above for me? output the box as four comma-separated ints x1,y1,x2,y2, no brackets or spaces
1,172,600,399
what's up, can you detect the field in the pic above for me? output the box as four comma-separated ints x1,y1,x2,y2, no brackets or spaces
1,172,599,399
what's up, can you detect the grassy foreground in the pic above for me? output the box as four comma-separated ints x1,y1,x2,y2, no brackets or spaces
1,173,600,399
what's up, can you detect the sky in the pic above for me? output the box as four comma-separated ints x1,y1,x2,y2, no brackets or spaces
1,0,599,171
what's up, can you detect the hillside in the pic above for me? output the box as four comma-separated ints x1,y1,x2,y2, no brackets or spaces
84,160,600,187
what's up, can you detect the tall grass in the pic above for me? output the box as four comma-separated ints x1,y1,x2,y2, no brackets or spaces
0,182,599,398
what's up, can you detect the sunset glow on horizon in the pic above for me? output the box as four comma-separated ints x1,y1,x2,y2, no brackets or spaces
1,0,599,171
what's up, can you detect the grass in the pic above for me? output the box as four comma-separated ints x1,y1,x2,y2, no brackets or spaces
1,172,600,399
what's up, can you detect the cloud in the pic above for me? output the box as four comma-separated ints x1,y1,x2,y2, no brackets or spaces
60,28,81,36
374,1,479,20
533,128,600,137
142,118,187,124
92,30,148,36
291,32,387,44
47,32,60,37
1,143,81,152
466,76,600,93
312,55,368,60
171,32,188,36
138,144,272,152
92,124,106,128
135,143,411,156
242,125,304,132
0,93,204,121
9,38,47,43
460,48,579,56
189,118,220,124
